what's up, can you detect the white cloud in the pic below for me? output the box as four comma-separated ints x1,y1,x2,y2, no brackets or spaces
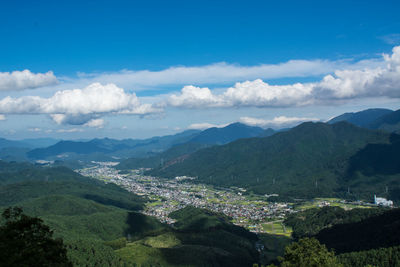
167,46,400,109
28,127,42,132
239,116,319,128
84,118,104,128
57,128,84,133
169,85,223,108
379,34,400,45
0,83,161,125
0,114,5,120
168,80,314,108
72,58,384,90
0,70,58,91
187,122,230,130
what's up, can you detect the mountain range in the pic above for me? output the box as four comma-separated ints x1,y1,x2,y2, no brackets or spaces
0,123,273,163
147,121,400,201
328,108,400,132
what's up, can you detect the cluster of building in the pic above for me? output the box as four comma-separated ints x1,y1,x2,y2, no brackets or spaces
76,163,294,232
76,162,394,234
76,161,121,180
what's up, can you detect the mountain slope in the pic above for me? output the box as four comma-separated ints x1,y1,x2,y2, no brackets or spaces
188,122,265,145
0,138,31,149
116,206,259,267
0,161,262,266
316,208,400,254
328,108,393,127
117,142,211,170
26,130,200,160
368,109,400,133
149,122,397,200
117,123,273,171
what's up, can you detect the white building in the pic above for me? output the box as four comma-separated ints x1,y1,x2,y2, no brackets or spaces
374,195,393,207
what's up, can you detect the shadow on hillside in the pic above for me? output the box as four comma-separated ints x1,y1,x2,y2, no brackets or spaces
347,134,400,176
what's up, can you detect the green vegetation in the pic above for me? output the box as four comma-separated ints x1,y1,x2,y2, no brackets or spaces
0,161,149,266
117,142,210,170
0,161,264,266
316,208,400,254
277,237,342,267
284,206,383,239
0,207,72,267
112,206,261,266
149,122,400,202
262,221,292,237
279,206,400,267
258,234,292,265
338,245,400,267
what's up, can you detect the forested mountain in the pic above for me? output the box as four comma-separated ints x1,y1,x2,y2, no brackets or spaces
0,138,31,149
0,161,262,266
187,122,266,145
329,108,400,133
117,123,271,170
149,122,400,201
21,138,61,148
25,123,270,163
328,108,393,127
281,206,400,267
316,208,400,254
26,130,200,161
117,142,211,169
368,109,400,133
284,206,385,239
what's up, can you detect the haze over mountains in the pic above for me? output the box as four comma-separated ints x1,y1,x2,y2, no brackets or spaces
0,122,273,163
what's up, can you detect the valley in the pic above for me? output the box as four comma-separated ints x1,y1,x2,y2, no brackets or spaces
77,161,381,235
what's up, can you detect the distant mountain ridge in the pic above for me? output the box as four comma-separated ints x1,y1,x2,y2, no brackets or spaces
368,109,400,132
27,123,272,162
26,130,201,161
328,108,393,127
116,123,274,170
188,122,266,145
328,108,400,132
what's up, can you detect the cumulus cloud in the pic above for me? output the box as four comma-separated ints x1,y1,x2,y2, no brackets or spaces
0,83,161,125
0,70,58,91
239,116,319,128
187,122,230,130
168,80,314,108
166,46,400,109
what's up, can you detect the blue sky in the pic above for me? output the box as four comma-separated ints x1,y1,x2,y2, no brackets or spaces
0,0,399,139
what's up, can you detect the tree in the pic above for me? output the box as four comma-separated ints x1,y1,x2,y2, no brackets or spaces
0,207,72,267
278,237,342,267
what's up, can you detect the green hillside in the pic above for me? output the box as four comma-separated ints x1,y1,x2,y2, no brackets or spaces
0,161,263,266
316,208,400,253
117,142,210,170
149,122,398,200
115,206,260,267
328,108,393,127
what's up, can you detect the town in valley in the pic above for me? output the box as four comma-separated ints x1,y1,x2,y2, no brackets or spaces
76,162,391,235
